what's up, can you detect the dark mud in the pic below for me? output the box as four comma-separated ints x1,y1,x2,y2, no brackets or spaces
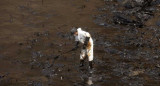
0,0,160,86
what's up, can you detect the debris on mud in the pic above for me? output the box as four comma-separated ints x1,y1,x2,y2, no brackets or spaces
93,0,160,86
129,69,145,76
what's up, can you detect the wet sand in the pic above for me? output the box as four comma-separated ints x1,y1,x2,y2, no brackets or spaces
0,0,160,86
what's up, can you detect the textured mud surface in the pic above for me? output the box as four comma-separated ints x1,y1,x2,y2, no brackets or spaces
0,0,160,86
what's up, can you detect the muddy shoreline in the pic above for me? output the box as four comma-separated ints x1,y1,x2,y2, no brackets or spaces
0,0,160,86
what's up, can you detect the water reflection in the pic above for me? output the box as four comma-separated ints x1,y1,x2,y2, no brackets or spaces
87,76,93,85
78,68,94,86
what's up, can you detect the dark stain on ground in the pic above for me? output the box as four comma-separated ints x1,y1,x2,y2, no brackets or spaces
0,0,160,86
